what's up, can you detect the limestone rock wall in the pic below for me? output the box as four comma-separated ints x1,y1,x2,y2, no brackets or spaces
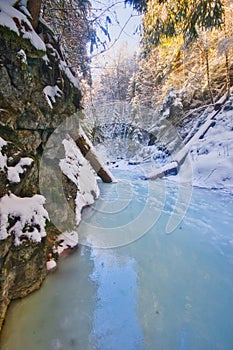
0,3,84,331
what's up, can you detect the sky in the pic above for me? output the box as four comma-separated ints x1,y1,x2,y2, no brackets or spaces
106,1,142,51
90,0,142,74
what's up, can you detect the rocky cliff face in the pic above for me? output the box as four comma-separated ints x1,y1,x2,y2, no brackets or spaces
0,2,98,331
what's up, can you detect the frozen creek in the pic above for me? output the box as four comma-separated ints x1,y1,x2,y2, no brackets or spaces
0,167,233,350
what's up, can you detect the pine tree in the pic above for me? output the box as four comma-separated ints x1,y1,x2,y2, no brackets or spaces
218,1,233,97
125,0,148,12
142,0,224,51
92,45,139,104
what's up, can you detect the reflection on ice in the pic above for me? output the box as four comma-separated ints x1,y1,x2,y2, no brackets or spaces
89,250,143,349
0,169,233,350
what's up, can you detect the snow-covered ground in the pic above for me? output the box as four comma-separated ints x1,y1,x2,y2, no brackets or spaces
187,106,233,192
147,103,233,193
107,100,233,193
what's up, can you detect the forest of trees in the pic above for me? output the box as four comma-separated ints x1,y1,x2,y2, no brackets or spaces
24,0,233,121
25,0,118,80
133,0,233,106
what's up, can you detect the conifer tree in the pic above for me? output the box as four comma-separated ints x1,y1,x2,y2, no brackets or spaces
142,0,224,50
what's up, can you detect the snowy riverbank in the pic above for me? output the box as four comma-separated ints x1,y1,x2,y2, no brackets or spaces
168,102,233,193
108,101,233,194
188,107,233,192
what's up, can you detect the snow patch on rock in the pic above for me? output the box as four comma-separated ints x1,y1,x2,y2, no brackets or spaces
7,157,33,183
0,137,33,183
53,231,79,256
46,259,57,271
0,137,7,169
0,193,49,245
52,137,100,255
60,137,100,226
16,49,27,64
43,85,63,109
0,1,46,52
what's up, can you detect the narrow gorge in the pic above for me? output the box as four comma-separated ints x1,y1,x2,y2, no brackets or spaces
0,1,113,330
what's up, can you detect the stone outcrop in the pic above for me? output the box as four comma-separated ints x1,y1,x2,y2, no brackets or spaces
0,236,47,329
0,2,109,332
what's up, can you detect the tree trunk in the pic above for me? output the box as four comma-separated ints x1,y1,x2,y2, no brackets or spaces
225,52,230,98
27,0,41,30
205,48,214,104
70,130,114,183
223,6,231,98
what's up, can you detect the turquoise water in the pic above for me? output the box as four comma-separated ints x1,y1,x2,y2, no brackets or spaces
1,169,233,350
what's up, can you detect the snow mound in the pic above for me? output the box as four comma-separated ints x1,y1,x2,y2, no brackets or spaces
0,193,49,245
46,259,57,271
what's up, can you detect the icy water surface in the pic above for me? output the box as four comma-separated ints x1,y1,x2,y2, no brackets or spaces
1,168,233,350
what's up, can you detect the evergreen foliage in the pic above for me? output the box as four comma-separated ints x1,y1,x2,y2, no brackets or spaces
126,0,224,49
143,0,224,50
124,0,232,108
125,0,148,12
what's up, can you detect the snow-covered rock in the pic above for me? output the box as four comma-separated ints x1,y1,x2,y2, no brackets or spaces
43,85,63,109
189,108,233,192
160,87,183,120
0,135,35,199
46,259,57,271
53,231,79,256
146,161,179,179
0,0,87,332
0,193,49,245
60,137,100,226
144,92,233,193
0,1,46,52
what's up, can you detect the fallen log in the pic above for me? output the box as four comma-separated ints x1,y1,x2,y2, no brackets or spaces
70,127,114,183
146,161,179,180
